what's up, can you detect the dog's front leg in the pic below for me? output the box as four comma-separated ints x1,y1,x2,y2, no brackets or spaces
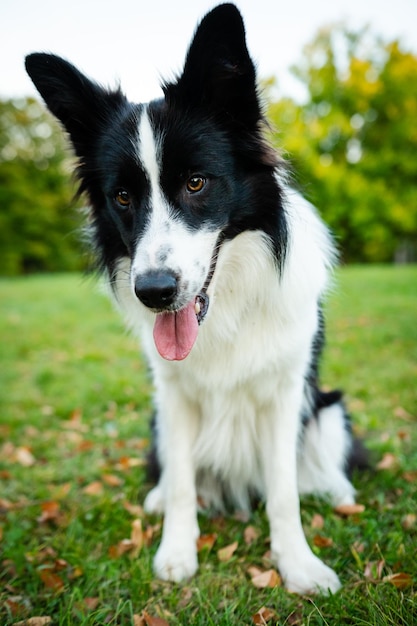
263,380,341,595
148,390,199,582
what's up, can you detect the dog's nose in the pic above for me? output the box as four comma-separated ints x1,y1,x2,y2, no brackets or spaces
134,271,178,309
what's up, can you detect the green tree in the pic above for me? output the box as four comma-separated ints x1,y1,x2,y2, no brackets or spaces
267,27,417,262
0,98,84,275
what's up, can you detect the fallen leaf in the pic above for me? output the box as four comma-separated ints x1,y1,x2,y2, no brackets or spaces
0,498,14,513
123,500,144,517
109,519,144,559
403,470,417,483
334,503,365,516
364,559,385,581
249,567,282,589
244,525,260,545
49,482,71,499
102,473,123,487
197,533,217,552
39,568,65,592
14,618,52,626
217,540,238,562
68,565,83,579
4,595,31,617
252,606,278,625
402,514,416,530
313,535,333,548
178,586,194,609
311,514,325,529
377,453,397,470
84,597,100,611
130,519,144,557
383,572,413,589
141,611,170,626
82,481,103,496
15,446,36,467
37,501,62,524
394,406,414,421
115,455,144,471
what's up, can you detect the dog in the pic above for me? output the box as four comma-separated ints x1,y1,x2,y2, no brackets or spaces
25,3,360,594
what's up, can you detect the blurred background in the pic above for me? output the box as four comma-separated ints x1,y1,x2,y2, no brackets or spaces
1,0,417,274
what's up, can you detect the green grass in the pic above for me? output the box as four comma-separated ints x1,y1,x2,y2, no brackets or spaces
1,267,416,625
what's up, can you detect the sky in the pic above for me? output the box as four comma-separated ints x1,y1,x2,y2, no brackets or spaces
1,0,417,104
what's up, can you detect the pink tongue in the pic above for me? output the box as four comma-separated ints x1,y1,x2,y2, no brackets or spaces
153,301,199,361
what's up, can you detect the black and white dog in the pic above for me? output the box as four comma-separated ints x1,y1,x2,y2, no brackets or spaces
26,3,359,594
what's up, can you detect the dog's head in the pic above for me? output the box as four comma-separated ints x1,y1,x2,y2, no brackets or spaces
25,3,284,360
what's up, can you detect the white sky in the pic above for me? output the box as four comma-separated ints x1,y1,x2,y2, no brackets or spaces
1,0,417,103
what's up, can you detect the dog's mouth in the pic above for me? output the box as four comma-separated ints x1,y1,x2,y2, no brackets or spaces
153,234,224,362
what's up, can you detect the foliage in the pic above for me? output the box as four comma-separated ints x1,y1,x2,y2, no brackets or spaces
267,27,417,262
1,268,416,624
0,99,84,275
1,27,417,272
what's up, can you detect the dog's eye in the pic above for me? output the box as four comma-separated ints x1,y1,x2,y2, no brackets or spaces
186,175,206,194
114,189,131,209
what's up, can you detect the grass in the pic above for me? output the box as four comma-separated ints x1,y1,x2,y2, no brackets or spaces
0,266,416,625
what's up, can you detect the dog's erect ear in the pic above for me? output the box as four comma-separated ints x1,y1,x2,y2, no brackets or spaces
25,53,126,156
164,3,261,127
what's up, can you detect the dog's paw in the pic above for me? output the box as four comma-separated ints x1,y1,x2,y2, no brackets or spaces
279,553,341,595
153,539,198,582
144,485,164,515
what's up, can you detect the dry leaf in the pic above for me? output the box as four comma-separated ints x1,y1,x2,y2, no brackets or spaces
102,473,123,487
377,453,397,470
83,597,100,611
313,535,333,548
130,519,144,556
403,470,417,483
334,503,365,516
15,446,36,467
364,559,385,581
252,606,278,625
115,455,144,470
244,525,260,545
82,481,103,496
109,520,144,559
39,568,65,592
197,533,217,552
402,514,416,530
109,539,135,558
311,514,324,529
383,572,413,589
14,618,52,626
37,501,61,524
123,500,144,517
141,611,170,626
394,406,414,421
249,567,282,589
217,540,238,562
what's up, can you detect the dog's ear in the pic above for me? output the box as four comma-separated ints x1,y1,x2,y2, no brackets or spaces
164,4,260,127
25,53,126,156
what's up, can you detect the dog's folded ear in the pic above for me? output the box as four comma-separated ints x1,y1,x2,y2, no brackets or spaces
25,53,126,156
164,3,261,128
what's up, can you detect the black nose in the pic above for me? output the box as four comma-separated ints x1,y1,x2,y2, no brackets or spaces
134,270,178,309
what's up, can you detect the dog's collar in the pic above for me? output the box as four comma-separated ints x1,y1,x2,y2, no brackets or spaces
195,231,226,325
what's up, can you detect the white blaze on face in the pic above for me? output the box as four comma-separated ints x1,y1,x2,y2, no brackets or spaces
131,106,220,361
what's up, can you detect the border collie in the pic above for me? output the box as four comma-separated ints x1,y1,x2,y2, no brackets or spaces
26,3,359,594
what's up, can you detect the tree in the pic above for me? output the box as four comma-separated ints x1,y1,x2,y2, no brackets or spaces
0,98,84,275
267,27,417,262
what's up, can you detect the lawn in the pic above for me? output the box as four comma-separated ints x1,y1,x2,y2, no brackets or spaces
1,266,416,625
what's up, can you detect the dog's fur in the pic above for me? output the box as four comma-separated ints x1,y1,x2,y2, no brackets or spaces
25,3,359,594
